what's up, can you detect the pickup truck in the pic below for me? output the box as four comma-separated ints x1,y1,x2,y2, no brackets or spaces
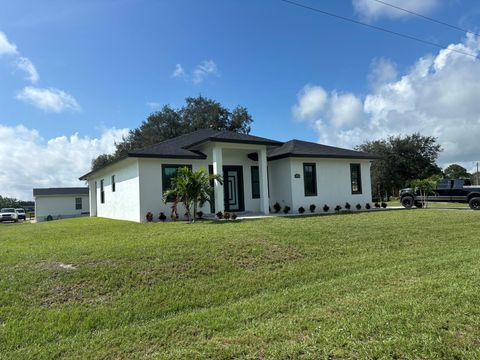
400,179,480,210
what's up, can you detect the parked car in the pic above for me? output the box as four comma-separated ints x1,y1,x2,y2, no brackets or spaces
15,208,26,220
400,179,480,210
0,208,19,222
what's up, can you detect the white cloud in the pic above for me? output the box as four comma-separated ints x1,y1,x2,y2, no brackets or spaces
173,60,219,84
0,31,39,83
292,85,327,120
16,56,39,83
368,57,397,90
16,86,81,113
353,0,442,21
146,101,161,109
0,31,18,55
172,63,185,78
0,125,129,200
293,34,480,166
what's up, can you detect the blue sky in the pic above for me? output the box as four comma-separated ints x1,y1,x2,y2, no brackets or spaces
2,0,480,198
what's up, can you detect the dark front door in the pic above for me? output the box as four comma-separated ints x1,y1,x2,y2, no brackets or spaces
223,166,244,212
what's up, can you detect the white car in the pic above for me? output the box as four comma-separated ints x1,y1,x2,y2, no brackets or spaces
0,208,19,222
15,208,26,220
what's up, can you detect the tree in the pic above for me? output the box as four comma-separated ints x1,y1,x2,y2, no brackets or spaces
444,164,470,179
91,96,253,171
410,176,439,208
356,133,442,199
162,167,222,223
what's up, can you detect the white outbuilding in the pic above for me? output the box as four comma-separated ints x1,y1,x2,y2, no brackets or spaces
33,187,90,222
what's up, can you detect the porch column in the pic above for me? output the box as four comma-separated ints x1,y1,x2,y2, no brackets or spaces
212,145,225,213
258,147,269,214
89,180,97,217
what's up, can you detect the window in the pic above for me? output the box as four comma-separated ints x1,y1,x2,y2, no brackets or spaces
350,164,362,194
111,175,116,192
251,166,260,199
162,164,191,202
100,179,105,204
75,197,82,210
303,163,317,196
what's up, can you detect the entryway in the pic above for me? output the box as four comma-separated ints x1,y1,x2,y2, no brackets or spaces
223,166,244,212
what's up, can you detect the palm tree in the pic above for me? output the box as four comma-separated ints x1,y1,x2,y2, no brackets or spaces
163,167,222,223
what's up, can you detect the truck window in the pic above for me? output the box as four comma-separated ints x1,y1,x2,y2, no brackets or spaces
453,180,465,188
436,180,450,189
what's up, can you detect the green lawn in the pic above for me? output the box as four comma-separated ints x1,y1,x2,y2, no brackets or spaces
1,210,480,359
386,199,469,208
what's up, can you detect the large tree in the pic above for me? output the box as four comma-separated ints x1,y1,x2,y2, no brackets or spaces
443,164,470,179
91,96,253,170
356,133,442,199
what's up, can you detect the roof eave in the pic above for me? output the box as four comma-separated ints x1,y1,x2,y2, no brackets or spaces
186,137,283,149
267,153,381,161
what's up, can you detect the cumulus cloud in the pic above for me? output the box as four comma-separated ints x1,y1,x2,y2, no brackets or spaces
16,86,81,113
0,31,39,83
172,60,219,84
0,125,129,200
368,57,397,90
292,34,480,166
353,0,442,21
292,85,327,120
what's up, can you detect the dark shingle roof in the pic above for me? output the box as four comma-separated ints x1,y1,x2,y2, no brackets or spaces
33,187,89,196
128,129,282,158
267,139,379,160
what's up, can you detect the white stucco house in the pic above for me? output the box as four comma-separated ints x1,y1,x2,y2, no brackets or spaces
79,129,378,222
33,187,90,221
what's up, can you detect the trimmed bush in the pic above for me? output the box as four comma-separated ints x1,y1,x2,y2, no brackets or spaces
298,206,305,214
283,206,291,214
356,203,362,210
309,204,316,213
345,202,351,210
323,204,330,212
224,212,231,220
365,203,371,210
231,213,237,220
216,211,223,219
196,211,203,219
334,205,342,213
159,212,167,222
381,202,387,208
146,212,153,222
273,202,281,213
374,202,381,208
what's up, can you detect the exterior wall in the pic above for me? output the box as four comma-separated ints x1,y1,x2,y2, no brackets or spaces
288,158,373,212
89,158,141,222
268,158,293,210
35,194,89,221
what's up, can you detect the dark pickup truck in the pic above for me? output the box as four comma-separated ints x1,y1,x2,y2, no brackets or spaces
400,179,480,210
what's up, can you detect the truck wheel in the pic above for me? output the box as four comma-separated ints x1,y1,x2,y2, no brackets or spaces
401,196,414,209
469,197,480,210
414,201,423,208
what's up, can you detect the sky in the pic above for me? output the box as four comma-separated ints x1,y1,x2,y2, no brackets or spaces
1,0,480,199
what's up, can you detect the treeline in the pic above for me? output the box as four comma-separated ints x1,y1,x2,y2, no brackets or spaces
0,196,34,209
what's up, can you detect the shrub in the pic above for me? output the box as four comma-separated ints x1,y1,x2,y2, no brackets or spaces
309,204,316,213
216,211,223,219
159,212,167,222
224,212,231,220
381,202,387,208
283,206,291,214
374,202,381,208
196,211,203,219
146,211,153,222
46,215,53,221
323,204,330,212
356,203,362,210
365,203,371,210
273,202,281,213
345,202,351,210
334,205,342,213
231,213,237,220
298,206,305,214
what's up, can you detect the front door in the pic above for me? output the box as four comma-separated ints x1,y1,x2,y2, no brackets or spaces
223,166,244,212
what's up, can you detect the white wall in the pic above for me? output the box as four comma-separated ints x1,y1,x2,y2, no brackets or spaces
268,158,293,210
35,194,89,221
287,158,373,212
89,158,141,222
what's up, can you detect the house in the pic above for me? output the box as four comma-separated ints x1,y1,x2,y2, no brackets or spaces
33,187,90,221
79,129,378,222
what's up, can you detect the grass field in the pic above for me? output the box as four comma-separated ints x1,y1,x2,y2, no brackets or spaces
1,210,480,359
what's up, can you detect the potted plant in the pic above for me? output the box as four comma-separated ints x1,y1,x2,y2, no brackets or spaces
309,204,316,213
224,212,231,220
